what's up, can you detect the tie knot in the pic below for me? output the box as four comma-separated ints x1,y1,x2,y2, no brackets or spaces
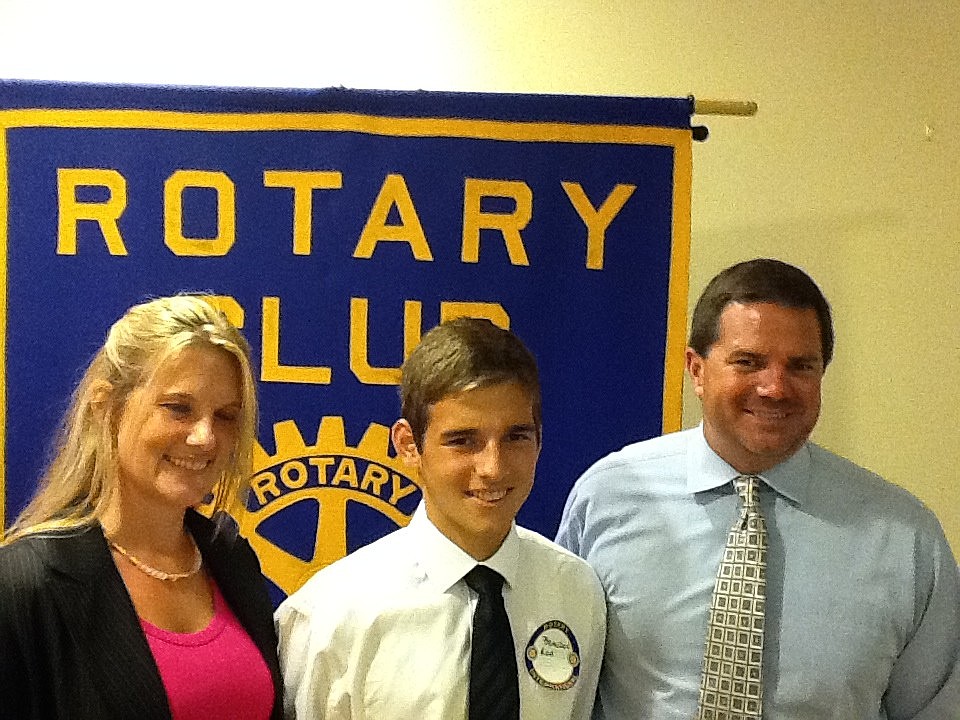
733,475,761,511
465,565,505,597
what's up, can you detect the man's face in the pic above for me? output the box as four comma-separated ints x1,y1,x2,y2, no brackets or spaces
392,381,540,561
686,302,824,474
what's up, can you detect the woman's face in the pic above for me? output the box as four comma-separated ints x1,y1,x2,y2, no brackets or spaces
114,345,242,514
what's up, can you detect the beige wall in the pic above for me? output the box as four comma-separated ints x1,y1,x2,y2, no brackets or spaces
2,0,957,552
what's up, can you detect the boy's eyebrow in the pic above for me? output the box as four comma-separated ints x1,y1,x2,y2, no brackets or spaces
438,427,478,438
510,423,538,433
437,422,537,437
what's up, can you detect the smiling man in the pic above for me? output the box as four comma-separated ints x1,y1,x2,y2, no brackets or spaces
276,318,606,720
557,259,960,719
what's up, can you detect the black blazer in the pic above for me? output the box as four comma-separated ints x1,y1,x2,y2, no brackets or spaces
0,511,283,720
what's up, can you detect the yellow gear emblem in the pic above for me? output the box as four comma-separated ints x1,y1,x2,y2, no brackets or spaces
235,416,420,598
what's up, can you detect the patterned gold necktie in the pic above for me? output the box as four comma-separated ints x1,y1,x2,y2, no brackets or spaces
697,475,767,720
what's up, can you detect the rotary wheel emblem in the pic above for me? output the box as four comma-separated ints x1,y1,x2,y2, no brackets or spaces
231,416,421,599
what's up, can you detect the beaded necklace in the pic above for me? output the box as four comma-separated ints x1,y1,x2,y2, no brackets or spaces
108,537,203,582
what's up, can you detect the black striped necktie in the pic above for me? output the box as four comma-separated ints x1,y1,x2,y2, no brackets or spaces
464,565,520,720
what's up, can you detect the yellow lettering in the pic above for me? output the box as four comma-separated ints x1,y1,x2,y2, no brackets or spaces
309,457,335,485
332,458,359,488
353,174,433,260
440,301,510,329
263,170,343,255
389,472,420,506
462,178,532,265
250,471,280,505
202,295,245,328
360,464,390,495
280,460,309,489
349,298,423,385
561,182,636,270
164,170,235,256
260,296,332,384
56,168,128,255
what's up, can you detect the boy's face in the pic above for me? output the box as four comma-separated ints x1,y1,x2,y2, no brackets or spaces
392,381,540,561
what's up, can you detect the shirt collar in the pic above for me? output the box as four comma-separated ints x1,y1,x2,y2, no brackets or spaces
685,423,809,506
407,503,521,593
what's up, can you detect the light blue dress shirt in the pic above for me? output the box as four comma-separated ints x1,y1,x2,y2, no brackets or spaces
556,426,960,719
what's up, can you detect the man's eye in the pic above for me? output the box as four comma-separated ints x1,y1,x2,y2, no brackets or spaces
162,403,190,415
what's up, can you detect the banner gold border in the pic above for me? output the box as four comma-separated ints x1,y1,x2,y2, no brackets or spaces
0,126,7,530
0,108,692,528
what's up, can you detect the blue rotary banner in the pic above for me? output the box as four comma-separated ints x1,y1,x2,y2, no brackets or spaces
0,81,692,604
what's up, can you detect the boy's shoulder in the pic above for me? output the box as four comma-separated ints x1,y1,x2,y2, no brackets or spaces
280,525,410,610
514,524,603,592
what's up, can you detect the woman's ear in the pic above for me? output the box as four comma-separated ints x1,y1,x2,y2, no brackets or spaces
88,380,114,422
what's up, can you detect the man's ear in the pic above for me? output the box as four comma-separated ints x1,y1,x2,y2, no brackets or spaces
391,419,420,467
685,347,706,399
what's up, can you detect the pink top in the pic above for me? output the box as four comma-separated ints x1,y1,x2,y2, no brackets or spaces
141,582,274,720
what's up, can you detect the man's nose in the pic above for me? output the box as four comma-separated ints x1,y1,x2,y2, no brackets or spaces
756,365,788,399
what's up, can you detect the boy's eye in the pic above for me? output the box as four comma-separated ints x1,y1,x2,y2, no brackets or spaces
508,430,535,442
162,402,191,415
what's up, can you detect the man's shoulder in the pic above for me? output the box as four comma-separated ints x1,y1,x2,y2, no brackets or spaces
808,443,941,525
575,427,693,490
591,428,690,469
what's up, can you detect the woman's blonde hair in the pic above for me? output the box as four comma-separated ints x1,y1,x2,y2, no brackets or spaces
3,294,257,542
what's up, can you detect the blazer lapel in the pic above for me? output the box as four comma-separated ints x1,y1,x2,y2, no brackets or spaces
188,511,283,719
46,526,171,720
187,511,273,650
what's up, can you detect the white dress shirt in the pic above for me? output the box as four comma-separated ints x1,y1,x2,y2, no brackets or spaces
276,505,606,720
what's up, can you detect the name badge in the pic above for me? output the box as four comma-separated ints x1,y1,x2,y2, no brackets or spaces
524,620,580,690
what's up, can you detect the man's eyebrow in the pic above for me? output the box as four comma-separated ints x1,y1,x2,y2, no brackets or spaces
725,349,762,359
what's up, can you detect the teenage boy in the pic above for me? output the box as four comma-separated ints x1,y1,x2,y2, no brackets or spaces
276,317,606,720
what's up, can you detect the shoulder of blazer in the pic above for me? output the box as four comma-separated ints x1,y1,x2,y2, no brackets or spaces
0,524,112,594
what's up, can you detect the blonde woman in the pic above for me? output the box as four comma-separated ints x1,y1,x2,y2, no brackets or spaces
0,295,282,720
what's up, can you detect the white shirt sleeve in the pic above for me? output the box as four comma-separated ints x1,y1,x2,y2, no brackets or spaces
275,599,352,720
